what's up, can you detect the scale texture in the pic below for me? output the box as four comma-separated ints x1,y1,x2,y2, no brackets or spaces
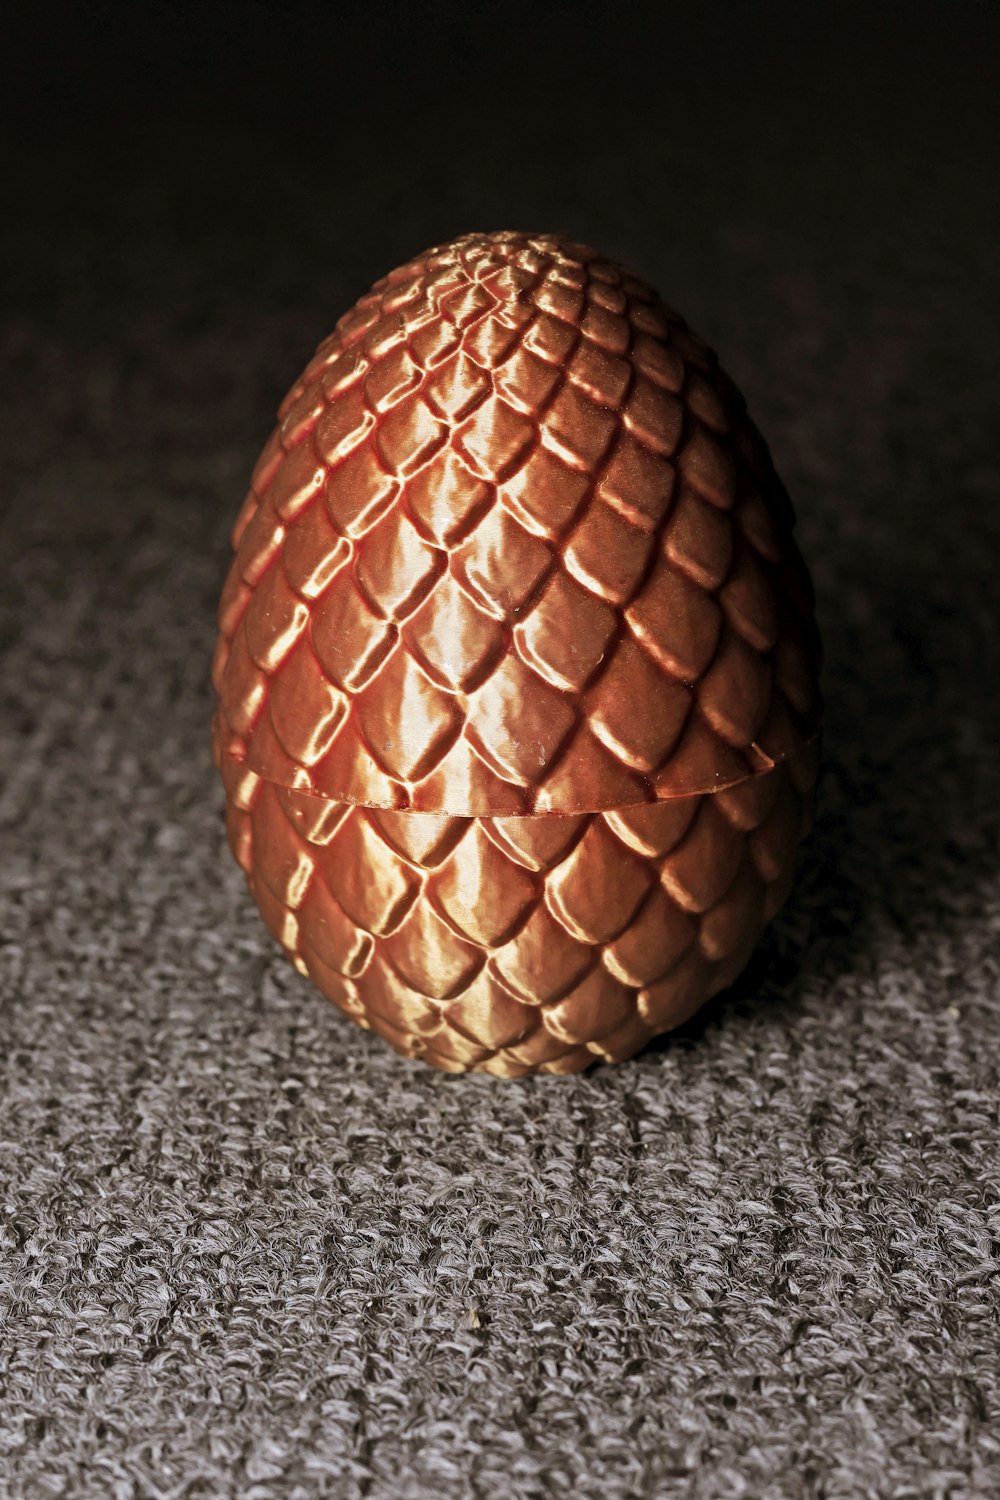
212,233,821,1070
212,232,821,815
221,748,816,1073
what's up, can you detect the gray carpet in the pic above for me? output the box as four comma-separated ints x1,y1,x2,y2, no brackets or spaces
2,4,999,1496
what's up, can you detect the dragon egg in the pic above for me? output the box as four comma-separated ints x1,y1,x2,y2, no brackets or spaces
212,231,822,1075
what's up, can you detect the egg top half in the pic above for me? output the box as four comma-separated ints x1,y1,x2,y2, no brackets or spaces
213,231,821,816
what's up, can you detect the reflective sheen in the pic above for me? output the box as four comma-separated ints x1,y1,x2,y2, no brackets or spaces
218,746,817,1076
213,232,822,1072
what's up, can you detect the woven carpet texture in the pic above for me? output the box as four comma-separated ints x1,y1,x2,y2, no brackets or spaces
2,4,998,1496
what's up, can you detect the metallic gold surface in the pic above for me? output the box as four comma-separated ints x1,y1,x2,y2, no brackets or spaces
212,231,822,1072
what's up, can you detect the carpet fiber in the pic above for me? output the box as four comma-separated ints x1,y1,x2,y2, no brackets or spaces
2,5,999,1495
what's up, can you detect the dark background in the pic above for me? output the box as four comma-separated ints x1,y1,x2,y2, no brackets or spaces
2,3,999,1496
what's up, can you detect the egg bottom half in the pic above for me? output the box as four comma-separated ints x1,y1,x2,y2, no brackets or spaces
219,748,818,1076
